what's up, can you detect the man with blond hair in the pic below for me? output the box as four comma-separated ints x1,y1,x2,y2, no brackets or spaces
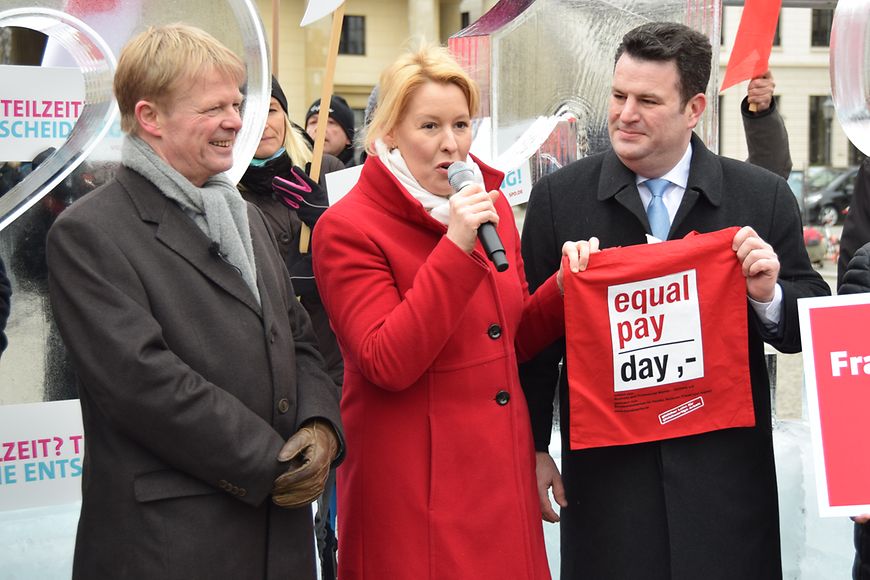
47,24,342,579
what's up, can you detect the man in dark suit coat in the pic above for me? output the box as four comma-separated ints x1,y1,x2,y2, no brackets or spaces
521,22,829,580
46,25,343,579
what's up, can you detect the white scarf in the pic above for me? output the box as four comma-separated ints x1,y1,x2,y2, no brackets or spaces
374,138,485,225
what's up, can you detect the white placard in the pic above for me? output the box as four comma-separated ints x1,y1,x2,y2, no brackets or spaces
493,116,560,174
608,270,704,392
0,400,84,511
324,164,363,205
0,66,85,162
300,0,346,26
499,158,532,207
798,293,870,517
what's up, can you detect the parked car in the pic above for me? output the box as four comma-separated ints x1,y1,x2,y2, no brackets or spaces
803,166,859,225
805,166,850,191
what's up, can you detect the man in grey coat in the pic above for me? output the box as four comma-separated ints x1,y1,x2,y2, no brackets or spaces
520,22,828,580
46,25,343,579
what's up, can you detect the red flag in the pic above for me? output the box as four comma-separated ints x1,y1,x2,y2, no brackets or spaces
720,0,783,92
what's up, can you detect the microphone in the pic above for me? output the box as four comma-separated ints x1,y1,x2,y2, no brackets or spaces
447,161,509,272
210,241,242,275
209,241,225,258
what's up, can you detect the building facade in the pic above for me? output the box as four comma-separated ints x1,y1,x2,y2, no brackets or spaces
720,4,854,172
255,0,480,128
262,1,844,174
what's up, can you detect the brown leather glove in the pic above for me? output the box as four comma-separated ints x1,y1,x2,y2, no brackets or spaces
272,420,338,509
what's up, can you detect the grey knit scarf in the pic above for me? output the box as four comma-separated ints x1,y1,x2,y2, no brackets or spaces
122,134,259,304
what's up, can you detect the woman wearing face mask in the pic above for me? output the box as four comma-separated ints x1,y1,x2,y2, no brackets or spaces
313,45,585,580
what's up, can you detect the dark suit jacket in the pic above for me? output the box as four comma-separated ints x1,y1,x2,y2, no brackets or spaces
46,167,343,580
520,134,829,580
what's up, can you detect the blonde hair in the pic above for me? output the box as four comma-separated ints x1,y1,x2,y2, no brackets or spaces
282,117,313,166
365,44,479,155
114,24,245,133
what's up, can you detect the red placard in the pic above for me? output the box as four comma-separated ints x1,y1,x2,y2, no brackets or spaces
563,228,754,450
799,294,870,516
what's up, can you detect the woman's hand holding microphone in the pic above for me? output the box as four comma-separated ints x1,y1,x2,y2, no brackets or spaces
444,181,599,292
445,183,500,254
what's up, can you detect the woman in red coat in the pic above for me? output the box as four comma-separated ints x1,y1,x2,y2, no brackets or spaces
313,45,580,579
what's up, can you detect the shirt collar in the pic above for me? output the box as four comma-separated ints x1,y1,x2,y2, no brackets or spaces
635,141,693,189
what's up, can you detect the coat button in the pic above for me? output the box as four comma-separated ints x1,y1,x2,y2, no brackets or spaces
278,233,291,244
277,398,290,413
218,479,228,489
495,390,510,405
238,488,247,497
487,323,502,340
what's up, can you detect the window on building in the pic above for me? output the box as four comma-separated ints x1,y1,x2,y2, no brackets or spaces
339,15,365,55
811,9,833,47
461,12,470,29
809,95,835,165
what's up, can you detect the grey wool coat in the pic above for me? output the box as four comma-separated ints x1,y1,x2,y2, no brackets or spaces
46,167,343,580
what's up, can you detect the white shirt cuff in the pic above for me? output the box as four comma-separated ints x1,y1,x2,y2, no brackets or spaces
748,283,783,330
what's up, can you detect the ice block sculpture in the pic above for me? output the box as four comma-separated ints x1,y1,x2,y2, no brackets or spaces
830,0,870,157
449,0,721,182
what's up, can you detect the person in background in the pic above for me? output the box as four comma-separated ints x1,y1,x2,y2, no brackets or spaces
837,186,870,580
305,95,357,166
520,22,829,580
239,76,344,387
743,70,792,180
357,84,380,165
238,75,344,580
0,257,9,357
46,24,343,578
837,158,870,288
313,44,584,579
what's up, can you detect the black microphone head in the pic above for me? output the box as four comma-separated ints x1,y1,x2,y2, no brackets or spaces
209,241,223,257
447,161,475,193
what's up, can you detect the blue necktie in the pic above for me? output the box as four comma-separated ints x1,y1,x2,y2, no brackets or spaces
645,178,671,241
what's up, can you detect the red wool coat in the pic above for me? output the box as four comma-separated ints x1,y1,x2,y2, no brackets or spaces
313,156,564,579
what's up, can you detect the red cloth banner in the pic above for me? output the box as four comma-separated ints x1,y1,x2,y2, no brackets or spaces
564,228,754,450
799,294,870,516
720,0,783,92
